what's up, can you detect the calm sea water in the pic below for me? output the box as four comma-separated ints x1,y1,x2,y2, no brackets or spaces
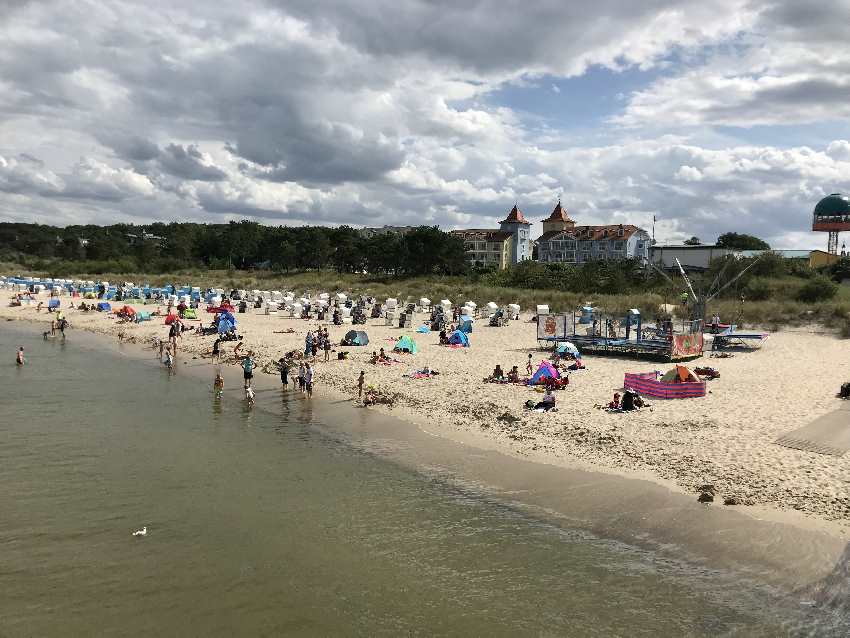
0,324,844,636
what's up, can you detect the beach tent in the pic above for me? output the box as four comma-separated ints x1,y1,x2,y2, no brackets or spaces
135,311,151,323
217,314,236,334
116,305,136,318
48,298,60,310
529,360,560,385
660,365,700,384
459,318,474,333
393,335,418,354
343,330,369,346
182,308,198,320
556,341,580,357
218,310,237,326
97,302,111,312
447,330,469,347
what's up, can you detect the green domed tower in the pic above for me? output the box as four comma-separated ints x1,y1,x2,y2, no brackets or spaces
812,193,850,255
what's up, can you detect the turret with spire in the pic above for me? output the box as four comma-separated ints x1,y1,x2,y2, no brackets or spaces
498,204,532,264
541,200,575,234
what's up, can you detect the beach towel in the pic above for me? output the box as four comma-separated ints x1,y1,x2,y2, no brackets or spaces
416,325,430,333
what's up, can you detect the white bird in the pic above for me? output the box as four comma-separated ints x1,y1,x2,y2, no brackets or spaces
132,526,147,537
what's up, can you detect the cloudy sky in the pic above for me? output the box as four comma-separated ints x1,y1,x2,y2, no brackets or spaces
2,0,850,247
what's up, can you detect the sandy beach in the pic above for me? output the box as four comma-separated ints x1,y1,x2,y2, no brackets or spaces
4,295,849,532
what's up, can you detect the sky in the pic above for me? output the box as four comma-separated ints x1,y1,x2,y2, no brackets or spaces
1,0,850,248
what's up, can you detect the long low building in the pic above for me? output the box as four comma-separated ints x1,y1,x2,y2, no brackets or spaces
650,245,735,271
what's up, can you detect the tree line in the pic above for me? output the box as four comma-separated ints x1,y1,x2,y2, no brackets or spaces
0,221,467,276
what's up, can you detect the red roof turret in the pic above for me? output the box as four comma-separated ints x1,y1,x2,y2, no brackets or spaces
500,204,531,225
542,200,574,224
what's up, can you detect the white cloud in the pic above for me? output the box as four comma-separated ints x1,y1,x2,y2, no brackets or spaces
0,0,844,253
616,2,850,128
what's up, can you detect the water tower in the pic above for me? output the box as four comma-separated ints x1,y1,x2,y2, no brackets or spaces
812,193,850,255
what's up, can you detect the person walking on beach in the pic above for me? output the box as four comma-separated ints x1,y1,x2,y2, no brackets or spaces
278,357,290,389
323,336,331,362
211,338,221,363
304,362,314,398
242,351,255,389
357,370,365,399
526,353,533,375
168,320,180,356
15,347,25,366
297,361,306,392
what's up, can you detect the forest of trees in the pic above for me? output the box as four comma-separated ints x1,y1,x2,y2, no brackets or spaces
0,221,468,276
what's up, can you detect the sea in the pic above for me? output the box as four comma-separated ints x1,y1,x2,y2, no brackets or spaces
1,323,847,637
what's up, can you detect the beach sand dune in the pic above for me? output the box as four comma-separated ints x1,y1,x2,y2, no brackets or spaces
4,297,849,527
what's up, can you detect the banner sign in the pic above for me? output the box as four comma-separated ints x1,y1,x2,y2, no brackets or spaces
537,314,566,341
671,333,703,360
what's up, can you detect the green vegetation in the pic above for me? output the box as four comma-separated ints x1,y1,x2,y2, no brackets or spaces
4,220,850,331
0,221,466,276
716,232,771,250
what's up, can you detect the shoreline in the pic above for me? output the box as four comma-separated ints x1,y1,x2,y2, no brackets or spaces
3,306,850,594
3,298,849,533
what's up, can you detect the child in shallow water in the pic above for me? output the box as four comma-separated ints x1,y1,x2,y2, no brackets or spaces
214,372,224,398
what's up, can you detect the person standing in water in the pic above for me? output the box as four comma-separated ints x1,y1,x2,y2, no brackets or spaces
278,357,290,389
242,351,255,389
304,362,314,398
16,347,25,365
213,372,224,398
297,361,306,393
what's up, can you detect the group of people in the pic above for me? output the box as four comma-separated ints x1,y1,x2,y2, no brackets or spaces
602,390,650,412
484,364,521,383
305,328,333,362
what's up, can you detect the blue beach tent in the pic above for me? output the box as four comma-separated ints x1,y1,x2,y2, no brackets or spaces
447,330,469,347
393,335,418,354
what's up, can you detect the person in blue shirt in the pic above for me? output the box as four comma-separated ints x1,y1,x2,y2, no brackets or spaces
242,352,255,388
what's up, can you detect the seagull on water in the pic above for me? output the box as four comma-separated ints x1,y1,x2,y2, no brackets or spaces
132,526,147,537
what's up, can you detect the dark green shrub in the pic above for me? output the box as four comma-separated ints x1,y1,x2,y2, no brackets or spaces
743,277,772,301
797,274,838,303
